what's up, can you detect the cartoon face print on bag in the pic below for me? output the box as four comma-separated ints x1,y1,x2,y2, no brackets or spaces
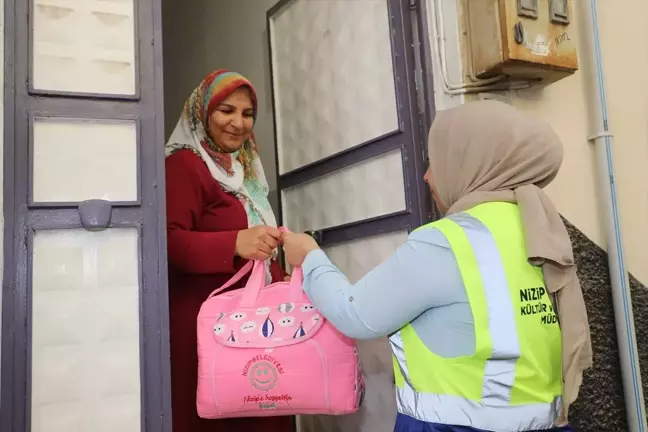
230,312,246,321
300,304,315,312
240,321,257,333
212,302,322,345
256,307,271,315
213,323,226,335
278,316,296,327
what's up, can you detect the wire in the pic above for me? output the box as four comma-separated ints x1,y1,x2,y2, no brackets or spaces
431,0,537,95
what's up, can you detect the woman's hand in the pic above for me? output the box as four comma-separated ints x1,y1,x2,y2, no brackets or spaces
282,233,320,267
235,226,282,260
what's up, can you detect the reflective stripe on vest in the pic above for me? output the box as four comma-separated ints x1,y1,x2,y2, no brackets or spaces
391,202,563,431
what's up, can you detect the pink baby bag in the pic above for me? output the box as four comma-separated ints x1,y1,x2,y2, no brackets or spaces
196,246,365,419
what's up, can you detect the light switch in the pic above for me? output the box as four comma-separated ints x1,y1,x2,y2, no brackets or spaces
518,0,538,19
550,0,569,24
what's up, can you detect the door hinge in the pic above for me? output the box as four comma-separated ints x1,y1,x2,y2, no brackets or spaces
409,0,417,10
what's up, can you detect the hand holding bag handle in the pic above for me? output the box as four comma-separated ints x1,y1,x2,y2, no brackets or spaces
205,227,304,304
239,227,304,307
276,226,304,291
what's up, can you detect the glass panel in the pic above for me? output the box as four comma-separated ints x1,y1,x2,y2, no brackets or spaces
322,230,408,283
281,149,406,233
31,228,141,432
32,0,136,95
32,117,138,203
270,0,399,173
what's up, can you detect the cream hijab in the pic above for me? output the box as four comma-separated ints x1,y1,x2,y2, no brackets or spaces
428,100,592,425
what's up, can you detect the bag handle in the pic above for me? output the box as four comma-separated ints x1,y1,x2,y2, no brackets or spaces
206,260,255,300
277,227,304,298
205,227,304,304
277,226,302,285
239,227,304,307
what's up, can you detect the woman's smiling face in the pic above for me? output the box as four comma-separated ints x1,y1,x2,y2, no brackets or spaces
207,86,255,152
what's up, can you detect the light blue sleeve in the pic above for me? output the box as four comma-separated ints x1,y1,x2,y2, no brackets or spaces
300,227,465,340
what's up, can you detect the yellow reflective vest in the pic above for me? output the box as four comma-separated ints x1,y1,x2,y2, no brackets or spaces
391,202,563,430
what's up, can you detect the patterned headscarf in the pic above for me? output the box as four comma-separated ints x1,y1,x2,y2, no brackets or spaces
165,69,277,230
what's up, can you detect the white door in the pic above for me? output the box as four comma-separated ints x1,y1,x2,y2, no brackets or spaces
267,0,433,430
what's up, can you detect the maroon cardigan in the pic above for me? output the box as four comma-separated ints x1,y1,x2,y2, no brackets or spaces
165,149,293,432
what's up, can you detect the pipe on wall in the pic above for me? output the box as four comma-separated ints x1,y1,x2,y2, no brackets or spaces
580,1,647,431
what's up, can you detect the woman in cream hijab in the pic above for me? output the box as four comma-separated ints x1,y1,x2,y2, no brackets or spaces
282,100,592,432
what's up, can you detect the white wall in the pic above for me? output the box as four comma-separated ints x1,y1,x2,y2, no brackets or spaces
426,0,464,110
162,0,279,210
427,0,648,285
521,0,648,285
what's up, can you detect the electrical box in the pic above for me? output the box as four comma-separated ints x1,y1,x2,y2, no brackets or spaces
465,0,578,84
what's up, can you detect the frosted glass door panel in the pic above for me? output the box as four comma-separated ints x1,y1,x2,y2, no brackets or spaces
322,230,409,283
31,228,141,432
32,0,136,95
32,117,138,203
281,150,405,232
270,0,399,174
299,230,408,432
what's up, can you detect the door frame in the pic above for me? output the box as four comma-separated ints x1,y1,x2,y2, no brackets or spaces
1,0,172,430
267,0,438,247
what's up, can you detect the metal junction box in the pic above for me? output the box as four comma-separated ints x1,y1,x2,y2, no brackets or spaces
465,0,578,84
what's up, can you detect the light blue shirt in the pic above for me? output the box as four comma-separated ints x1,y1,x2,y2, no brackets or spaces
301,227,475,357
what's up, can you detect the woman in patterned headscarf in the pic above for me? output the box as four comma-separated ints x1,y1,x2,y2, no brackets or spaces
165,69,292,432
